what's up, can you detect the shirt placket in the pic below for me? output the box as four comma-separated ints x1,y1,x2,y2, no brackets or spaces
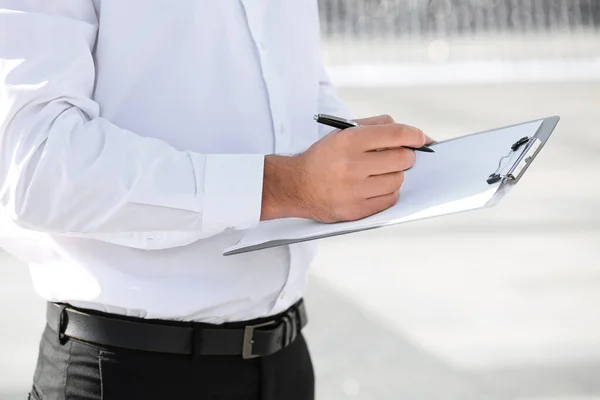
240,0,291,154
241,0,293,308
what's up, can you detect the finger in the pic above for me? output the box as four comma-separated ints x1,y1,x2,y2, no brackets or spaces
353,114,395,127
362,171,405,199
425,134,436,145
361,148,416,176
361,191,400,216
353,123,426,152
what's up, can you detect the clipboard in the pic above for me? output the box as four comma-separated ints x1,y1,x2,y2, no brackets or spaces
223,116,560,256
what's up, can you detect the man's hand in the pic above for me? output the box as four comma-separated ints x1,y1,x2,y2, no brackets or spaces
261,115,426,223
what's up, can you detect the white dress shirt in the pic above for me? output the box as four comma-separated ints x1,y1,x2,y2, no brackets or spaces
0,1,352,323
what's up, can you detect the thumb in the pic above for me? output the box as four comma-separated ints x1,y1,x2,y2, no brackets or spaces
353,114,395,126
354,115,436,144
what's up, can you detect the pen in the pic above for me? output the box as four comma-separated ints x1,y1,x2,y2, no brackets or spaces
314,114,435,153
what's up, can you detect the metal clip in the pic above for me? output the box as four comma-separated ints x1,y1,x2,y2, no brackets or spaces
487,136,533,185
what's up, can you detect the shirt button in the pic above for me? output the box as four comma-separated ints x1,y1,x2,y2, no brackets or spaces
280,290,286,299
260,41,266,51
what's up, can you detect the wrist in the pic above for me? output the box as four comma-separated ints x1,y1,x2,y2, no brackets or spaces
260,154,310,221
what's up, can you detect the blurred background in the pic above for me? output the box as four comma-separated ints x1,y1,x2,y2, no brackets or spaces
2,1,599,399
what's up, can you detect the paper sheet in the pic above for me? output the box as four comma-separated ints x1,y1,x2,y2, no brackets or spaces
224,120,544,255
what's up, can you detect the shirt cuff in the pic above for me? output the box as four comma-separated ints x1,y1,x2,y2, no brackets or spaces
200,154,265,234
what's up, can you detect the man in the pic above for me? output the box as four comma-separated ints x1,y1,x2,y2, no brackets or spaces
0,1,427,399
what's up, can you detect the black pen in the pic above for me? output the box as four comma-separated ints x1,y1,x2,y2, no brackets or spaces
314,114,434,153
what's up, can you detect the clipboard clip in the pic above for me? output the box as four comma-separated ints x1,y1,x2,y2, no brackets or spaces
487,136,542,185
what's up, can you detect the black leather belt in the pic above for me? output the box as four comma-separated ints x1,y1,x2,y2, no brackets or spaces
46,299,307,359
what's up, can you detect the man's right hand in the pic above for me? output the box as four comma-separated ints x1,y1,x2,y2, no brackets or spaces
261,115,426,223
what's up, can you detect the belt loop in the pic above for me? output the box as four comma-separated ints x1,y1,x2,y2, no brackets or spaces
56,304,68,345
289,309,298,344
281,315,292,347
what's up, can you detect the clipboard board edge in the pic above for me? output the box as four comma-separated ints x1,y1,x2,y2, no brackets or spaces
428,115,557,149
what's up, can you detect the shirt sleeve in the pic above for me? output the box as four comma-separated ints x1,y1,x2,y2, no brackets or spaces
0,2,264,248
317,63,356,138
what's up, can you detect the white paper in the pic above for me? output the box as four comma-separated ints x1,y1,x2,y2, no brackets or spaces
224,120,544,255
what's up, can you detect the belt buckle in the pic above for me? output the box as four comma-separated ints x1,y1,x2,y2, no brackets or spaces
242,320,276,359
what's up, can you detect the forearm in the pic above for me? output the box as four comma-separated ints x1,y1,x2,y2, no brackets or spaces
261,155,309,221
2,104,264,234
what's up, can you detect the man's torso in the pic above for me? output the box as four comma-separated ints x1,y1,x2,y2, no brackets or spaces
0,0,322,322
